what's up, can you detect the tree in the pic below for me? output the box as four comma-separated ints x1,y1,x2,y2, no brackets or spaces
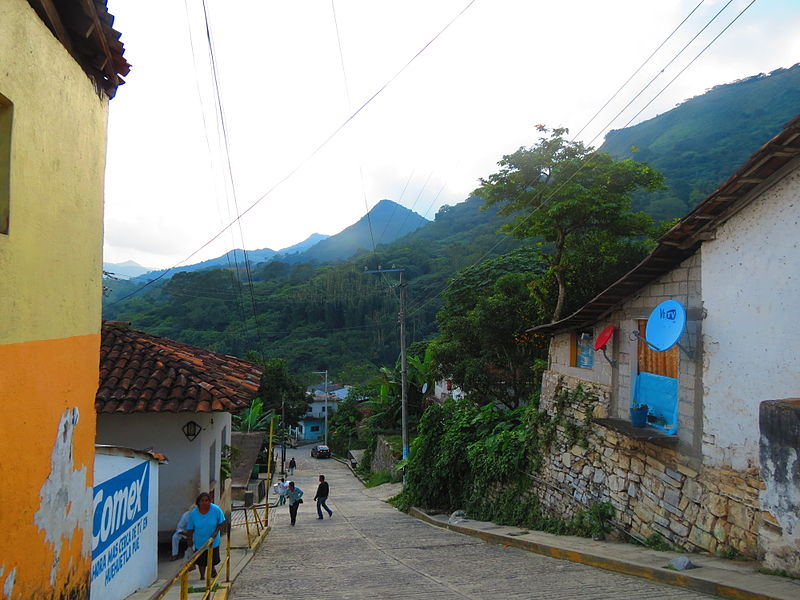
258,358,310,427
430,247,548,409
476,126,664,321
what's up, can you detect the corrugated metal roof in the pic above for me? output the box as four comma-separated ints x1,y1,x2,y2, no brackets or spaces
531,115,800,335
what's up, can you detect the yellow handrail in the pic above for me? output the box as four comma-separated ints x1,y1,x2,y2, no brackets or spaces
153,531,230,600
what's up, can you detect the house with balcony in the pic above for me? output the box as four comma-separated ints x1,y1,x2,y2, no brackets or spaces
0,1,128,597
528,116,800,572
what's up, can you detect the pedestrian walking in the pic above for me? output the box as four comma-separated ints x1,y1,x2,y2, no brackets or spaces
285,481,304,526
273,477,288,505
185,492,226,580
314,474,333,519
288,456,296,475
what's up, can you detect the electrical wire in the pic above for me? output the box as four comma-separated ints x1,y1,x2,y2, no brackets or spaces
200,0,267,352
107,0,479,308
331,0,378,259
571,0,706,142
183,0,250,326
405,0,757,319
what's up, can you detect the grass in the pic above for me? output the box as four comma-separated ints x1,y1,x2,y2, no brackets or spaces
363,469,402,488
757,567,800,580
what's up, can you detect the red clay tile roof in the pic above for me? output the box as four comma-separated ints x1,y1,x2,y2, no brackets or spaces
97,322,262,414
531,114,800,335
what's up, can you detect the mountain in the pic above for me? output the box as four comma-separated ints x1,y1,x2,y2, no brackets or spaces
103,260,153,279
296,199,429,263
104,65,800,376
599,63,800,220
130,233,330,283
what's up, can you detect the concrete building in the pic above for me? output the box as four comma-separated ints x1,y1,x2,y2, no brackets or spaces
0,1,128,597
531,116,800,572
95,322,262,542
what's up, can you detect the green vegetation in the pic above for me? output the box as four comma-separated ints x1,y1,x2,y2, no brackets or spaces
476,126,663,321
391,387,613,539
600,64,800,221
363,470,402,488
757,567,800,580
643,532,673,552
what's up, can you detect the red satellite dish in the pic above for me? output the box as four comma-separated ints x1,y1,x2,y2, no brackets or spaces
594,325,615,350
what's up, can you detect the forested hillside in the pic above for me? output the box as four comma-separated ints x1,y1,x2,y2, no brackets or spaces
600,63,800,219
104,65,800,380
103,197,522,375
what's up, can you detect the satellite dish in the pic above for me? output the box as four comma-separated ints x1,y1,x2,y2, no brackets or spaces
421,383,428,394
646,300,687,352
594,325,615,350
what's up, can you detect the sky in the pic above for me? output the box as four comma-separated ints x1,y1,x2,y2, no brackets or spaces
103,0,800,270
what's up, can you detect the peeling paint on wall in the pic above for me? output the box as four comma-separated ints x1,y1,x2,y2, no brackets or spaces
33,408,92,586
1,567,16,597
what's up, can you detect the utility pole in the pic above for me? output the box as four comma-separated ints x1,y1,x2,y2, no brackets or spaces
364,267,409,463
313,370,329,445
281,399,286,475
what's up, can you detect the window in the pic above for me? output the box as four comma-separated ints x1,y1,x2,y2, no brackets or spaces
321,406,326,412
570,330,594,369
0,93,11,235
311,426,320,432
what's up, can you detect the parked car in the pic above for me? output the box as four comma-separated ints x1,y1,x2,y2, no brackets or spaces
311,444,331,458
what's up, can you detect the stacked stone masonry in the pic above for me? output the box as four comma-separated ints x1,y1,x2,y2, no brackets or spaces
534,372,764,557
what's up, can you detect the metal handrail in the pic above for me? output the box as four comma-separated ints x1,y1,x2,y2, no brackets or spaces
153,530,230,600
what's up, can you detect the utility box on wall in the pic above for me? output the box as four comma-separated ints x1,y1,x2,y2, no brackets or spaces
92,447,160,600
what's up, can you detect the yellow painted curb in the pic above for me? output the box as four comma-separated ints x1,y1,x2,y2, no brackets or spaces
409,508,785,600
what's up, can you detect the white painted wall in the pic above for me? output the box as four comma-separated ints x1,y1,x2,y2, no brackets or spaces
96,412,231,533
701,164,800,469
305,399,337,419
91,449,159,600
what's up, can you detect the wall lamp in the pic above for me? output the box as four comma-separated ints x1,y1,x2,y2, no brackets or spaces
182,420,202,441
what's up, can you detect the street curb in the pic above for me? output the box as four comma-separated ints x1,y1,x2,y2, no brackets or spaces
409,508,790,600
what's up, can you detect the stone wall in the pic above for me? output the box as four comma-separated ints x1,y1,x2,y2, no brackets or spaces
371,435,400,473
534,372,764,557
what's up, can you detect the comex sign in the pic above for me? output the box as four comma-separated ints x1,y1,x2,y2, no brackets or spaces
92,461,150,585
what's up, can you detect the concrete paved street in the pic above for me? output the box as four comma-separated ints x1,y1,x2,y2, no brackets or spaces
232,448,712,599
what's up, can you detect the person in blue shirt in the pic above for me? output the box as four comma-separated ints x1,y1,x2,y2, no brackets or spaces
185,492,226,579
285,481,304,526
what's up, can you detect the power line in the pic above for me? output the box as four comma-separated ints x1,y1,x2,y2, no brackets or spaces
200,0,267,352
182,0,250,326
331,0,378,259
585,0,737,148
571,0,706,142
108,0,479,308
616,0,758,132
405,0,755,319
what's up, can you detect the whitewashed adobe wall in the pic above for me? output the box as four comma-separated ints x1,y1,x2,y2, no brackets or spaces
96,412,231,533
701,163,800,470
91,448,159,600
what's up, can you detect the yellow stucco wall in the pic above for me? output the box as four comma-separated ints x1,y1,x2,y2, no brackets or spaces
0,1,110,598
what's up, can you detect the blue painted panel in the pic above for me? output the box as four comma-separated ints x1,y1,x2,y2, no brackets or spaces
633,372,679,435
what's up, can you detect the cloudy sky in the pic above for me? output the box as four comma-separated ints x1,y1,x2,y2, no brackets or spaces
103,0,799,270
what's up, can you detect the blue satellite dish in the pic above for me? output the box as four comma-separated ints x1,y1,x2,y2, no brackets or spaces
645,300,686,352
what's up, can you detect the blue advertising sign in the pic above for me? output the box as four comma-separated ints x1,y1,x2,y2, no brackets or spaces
92,461,149,560
645,300,687,352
